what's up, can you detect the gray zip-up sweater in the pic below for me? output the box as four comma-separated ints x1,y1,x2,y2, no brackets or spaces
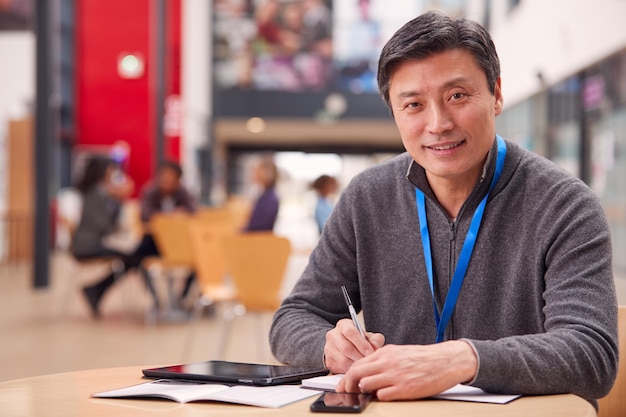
270,138,617,403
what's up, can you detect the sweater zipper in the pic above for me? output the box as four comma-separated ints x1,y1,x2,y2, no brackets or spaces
444,178,486,340
448,219,457,340
449,219,457,282
420,184,482,341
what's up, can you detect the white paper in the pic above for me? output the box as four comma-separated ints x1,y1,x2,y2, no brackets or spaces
301,374,344,391
93,379,229,403
209,385,321,408
301,374,521,404
434,384,521,404
93,379,321,408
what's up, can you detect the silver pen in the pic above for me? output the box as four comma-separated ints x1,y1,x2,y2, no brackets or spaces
341,285,366,338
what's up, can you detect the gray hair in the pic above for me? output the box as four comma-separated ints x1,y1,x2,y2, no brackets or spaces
377,11,500,109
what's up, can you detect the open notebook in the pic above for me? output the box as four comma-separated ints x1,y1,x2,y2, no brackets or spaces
92,379,321,408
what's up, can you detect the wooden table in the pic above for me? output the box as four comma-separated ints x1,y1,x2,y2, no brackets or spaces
0,366,596,417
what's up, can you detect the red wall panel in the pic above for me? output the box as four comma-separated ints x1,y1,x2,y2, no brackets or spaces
76,0,181,193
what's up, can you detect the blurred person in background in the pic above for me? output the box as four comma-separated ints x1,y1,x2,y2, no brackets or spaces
133,160,197,305
243,158,280,232
71,155,135,318
311,174,338,234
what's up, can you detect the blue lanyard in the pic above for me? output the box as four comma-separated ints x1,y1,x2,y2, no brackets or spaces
415,136,506,343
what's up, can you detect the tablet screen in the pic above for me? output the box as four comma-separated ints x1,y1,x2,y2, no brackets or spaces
142,360,328,385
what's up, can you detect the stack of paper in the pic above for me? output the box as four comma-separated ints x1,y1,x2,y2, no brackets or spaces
300,374,521,404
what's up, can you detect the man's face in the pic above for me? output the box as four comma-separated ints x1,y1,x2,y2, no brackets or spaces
157,168,180,195
388,49,503,188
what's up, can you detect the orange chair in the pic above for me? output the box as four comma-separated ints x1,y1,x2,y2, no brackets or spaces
197,199,252,232
196,206,238,231
145,213,195,321
182,217,239,358
225,196,252,230
188,217,237,307
217,233,291,360
148,213,195,268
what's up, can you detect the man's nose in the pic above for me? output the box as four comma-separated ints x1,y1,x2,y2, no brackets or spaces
425,103,454,134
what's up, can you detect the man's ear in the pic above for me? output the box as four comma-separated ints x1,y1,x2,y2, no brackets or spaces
494,77,504,115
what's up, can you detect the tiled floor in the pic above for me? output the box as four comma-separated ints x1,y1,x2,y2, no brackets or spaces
1,251,625,383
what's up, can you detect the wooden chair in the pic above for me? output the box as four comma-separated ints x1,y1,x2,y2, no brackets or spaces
145,213,195,320
187,208,241,307
149,213,195,268
182,217,238,358
598,306,626,417
217,233,291,360
187,217,237,303
197,200,252,232
196,206,237,229
225,196,252,230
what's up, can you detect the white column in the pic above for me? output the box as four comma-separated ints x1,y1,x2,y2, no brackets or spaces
181,0,211,198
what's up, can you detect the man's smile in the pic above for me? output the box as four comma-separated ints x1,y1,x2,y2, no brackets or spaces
426,140,466,151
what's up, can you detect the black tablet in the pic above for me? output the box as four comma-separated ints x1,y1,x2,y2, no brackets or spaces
142,360,329,386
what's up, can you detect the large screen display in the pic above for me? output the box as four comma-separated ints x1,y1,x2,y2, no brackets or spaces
214,0,424,94
212,0,464,117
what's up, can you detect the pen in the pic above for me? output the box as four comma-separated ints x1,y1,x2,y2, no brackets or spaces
341,285,366,338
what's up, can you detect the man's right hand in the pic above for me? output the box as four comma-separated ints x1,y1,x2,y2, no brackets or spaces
324,319,385,374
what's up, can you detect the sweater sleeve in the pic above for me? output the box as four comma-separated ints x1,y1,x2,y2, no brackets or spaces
468,179,618,401
270,149,618,403
270,183,360,367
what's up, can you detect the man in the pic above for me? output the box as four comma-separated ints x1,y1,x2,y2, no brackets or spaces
270,11,617,406
139,160,196,223
131,160,197,303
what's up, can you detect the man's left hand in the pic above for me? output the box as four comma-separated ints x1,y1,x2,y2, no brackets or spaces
335,340,478,401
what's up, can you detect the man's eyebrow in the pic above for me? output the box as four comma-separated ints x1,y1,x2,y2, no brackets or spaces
394,76,474,100
396,90,422,100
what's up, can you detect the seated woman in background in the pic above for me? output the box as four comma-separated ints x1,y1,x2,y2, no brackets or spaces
243,158,280,232
71,155,135,318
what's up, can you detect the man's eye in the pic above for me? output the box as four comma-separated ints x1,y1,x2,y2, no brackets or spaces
450,92,466,100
